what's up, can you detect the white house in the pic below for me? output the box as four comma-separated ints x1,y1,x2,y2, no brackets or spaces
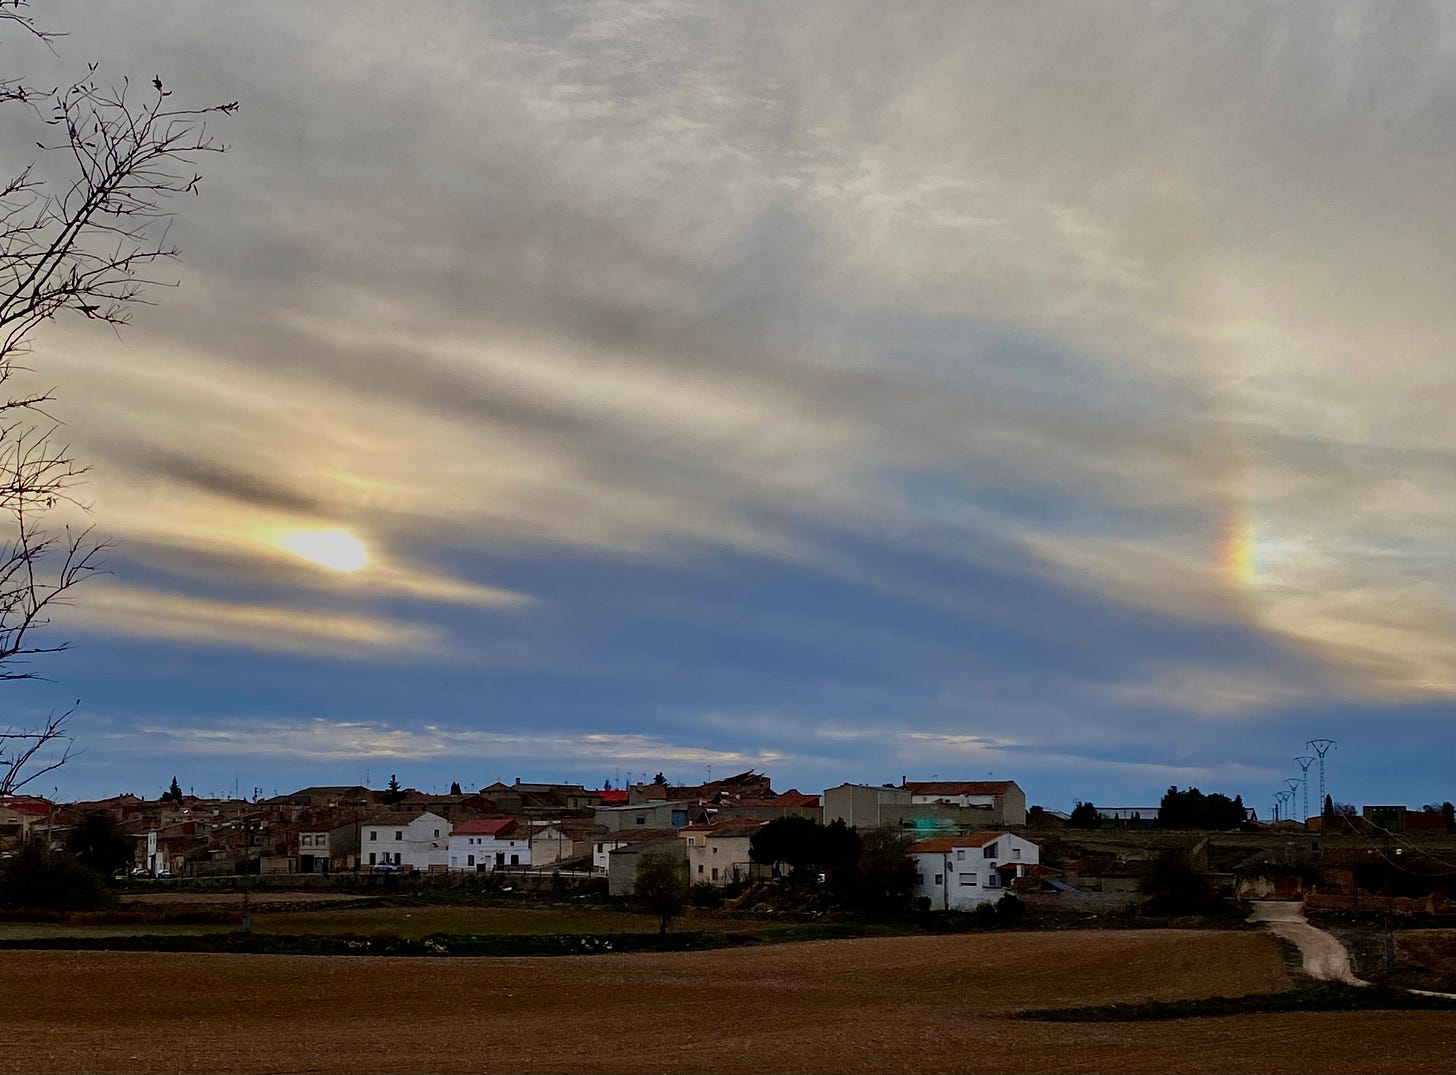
448,818,531,872
359,810,451,872
909,831,1039,910
527,821,577,867
678,819,763,886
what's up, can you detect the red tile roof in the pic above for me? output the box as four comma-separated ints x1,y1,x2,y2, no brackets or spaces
0,796,53,816
450,818,518,838
904,781,1017,797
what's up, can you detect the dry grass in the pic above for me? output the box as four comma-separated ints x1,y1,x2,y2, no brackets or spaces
2,929,1449,1073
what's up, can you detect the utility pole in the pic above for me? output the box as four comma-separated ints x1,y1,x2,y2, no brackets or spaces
1294,756,1316,826
1284,779,1303,826
1306,739,1337,811
240,820,253,934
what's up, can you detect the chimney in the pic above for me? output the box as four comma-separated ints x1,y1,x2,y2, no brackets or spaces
514,777,521,786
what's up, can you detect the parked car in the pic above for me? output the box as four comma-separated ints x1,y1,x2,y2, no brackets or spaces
371,861,399,873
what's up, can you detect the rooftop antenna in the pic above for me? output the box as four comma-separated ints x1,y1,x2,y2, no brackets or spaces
1305,739,1337,809
1294,756,1316,824
1284,779,1303,824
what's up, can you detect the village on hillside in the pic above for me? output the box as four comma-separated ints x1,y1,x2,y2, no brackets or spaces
4,771,1452,915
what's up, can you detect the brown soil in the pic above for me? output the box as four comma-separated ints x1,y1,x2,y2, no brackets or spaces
2,930,1449,1074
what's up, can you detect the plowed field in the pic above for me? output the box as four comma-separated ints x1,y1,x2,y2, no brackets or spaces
4,930,1450,1073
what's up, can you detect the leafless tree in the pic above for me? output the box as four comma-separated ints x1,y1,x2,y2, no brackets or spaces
0,0,234,794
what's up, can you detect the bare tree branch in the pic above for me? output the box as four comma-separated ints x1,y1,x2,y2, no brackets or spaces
0,0,232,793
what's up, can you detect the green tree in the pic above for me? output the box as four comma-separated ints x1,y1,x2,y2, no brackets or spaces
634,852,687,936
65,812,131,876
0,842,110,911
1067,801,1101,829
383,774,404,804
1158,787,1245,829
652,771,668,786
749,815,821,876
449,781,462,795
851,828,917,914
165,777,183,804
820,819,861,878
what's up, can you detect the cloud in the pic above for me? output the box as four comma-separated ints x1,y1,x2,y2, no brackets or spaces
71,581,441,658
115,716,791,768
8,0,1451,788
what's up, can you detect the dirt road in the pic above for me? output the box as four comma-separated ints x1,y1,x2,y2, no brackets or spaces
1248,900,1367,984
3,929,1450,1073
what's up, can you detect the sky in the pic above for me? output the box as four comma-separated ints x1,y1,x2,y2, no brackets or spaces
3,1,1451,814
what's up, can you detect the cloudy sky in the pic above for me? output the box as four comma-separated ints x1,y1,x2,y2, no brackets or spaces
6,2,1451,813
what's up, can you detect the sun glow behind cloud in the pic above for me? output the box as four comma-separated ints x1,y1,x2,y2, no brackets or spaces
275,529,369,573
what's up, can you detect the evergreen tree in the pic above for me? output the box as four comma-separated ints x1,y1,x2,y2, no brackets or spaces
1067,801,1101,829
166,776,183,804
450,781,463,795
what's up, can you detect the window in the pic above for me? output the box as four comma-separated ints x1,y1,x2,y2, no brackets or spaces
369,852,376,865
698,864,704,874
635,816,646,826
300,835,311,847
467,854,474,866
434,829,440,838
955,849,964,861
987,873,1000,888
510,854,519,866
961,874,976,886
1012,848,1021,859
395,831,403,841
933,873,943,885
916,873,925,885
369,831,378,841
983,842,998,858
711,868,718,881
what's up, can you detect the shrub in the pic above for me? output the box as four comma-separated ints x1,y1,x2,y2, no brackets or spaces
690,882,724,908
0,843,112,912
996,893,1027,922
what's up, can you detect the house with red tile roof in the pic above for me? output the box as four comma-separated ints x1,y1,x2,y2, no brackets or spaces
909,831,1040,910
448,817,530,872
903,781,1026,827
714,789,822,823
